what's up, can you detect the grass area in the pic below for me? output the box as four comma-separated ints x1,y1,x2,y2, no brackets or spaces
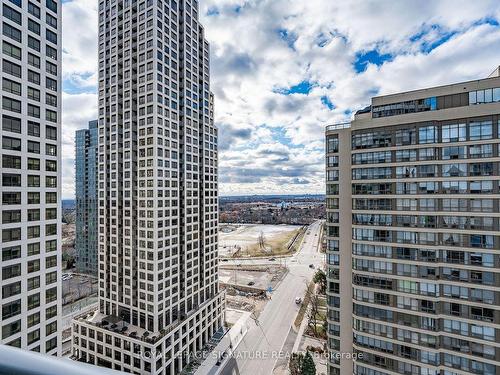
240,227,306,257
294,280,314,328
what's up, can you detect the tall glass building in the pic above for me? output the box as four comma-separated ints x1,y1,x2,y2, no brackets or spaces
0,0,62,355
75,120,99,275
71,0,224,373
326,70,500,375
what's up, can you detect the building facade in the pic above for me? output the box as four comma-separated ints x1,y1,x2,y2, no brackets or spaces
326,72,500,375
71,0,224,373
75,120,99,275
0,0,62,355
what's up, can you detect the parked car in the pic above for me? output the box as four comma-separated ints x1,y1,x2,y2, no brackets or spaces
247,281,255,286
295,297,302,304
309,264,315,269
268,258,276,261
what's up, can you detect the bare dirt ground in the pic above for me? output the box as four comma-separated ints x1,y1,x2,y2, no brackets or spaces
220,224,304,257
219,265,287,290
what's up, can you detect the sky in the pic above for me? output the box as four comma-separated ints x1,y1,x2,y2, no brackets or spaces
61,0,500,199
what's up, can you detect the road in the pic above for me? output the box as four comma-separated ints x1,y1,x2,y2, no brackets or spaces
220,220,324,375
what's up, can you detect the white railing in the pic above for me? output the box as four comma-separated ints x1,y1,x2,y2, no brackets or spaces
325,122,351,132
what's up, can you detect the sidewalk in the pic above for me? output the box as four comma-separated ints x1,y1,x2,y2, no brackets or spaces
194,310,252,375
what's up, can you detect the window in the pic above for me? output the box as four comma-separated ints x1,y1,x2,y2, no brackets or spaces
46,77,57,91
27,313,40,328
2,41,21,60
28,1,40,18
27,192,40,204
46,45,57,60
27,226,40,239
2,210,20,224
2,245,20,261
46,61,57,75
46,29,57,44
27,209,40,221
46,144,57,156
2,192,21,205
2,136,21,151
28,140,40,154
27,276,39,290
2,281,21,298
27,293,40,309
46,13,57,29
2,320,21,339
28,19,41,35
28,121,40,136
46,0,57,13
27,243,39,256
3,5,22,25
45,287,57,303
469,121,493,140
3,300,21,319
45,255,57,268
2,155,21,169
28,53,40,68
46,305,57,319
3,78,21,95
2,227,21,242
46,176,57,188
45,207,56,219
46,93,57,107
3,60,21,77
28,70,41,84
2,115,21,133
27,175,40,187
45,239,56,251
46,126,57,140
28,87,40,101
442,123,466,142
28,104,40,118
2,97,21,113
46,192,57,204
46,109,57,123
45,160,57,172
3,22,21,42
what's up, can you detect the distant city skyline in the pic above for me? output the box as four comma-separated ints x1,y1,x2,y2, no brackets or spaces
60,0,500,199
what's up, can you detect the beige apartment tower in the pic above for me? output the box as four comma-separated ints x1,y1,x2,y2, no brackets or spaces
326,72,500,375
71,0,224,373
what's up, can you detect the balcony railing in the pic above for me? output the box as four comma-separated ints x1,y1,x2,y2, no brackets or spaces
0,344,123,375
326,122,351,132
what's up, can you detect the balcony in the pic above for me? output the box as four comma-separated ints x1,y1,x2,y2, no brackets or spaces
0,344,123,375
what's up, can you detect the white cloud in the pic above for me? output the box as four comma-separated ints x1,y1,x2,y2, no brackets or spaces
60,0,500,197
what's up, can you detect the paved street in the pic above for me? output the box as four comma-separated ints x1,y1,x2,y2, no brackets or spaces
220,220,324,375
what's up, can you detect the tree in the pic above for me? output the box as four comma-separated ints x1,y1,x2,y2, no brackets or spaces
313,269,326,294
307,293,320,337
301,351,316,375
289,353,303,375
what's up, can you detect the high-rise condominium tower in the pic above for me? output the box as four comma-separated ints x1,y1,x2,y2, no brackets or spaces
0,0,61,355
72,0,224,373
75,120,99,275
326,70,500,375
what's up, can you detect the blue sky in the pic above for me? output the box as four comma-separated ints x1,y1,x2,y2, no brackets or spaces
61,0,500,198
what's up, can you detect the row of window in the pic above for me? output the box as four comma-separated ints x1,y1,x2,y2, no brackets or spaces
351,120,499,150
3,137,57,155
350,143,498,165
352,198,497,212
2,208,57,223
2,191,57,205
352,163,498,180
351,244,495,267
353,228,496,249
2,224,57,242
